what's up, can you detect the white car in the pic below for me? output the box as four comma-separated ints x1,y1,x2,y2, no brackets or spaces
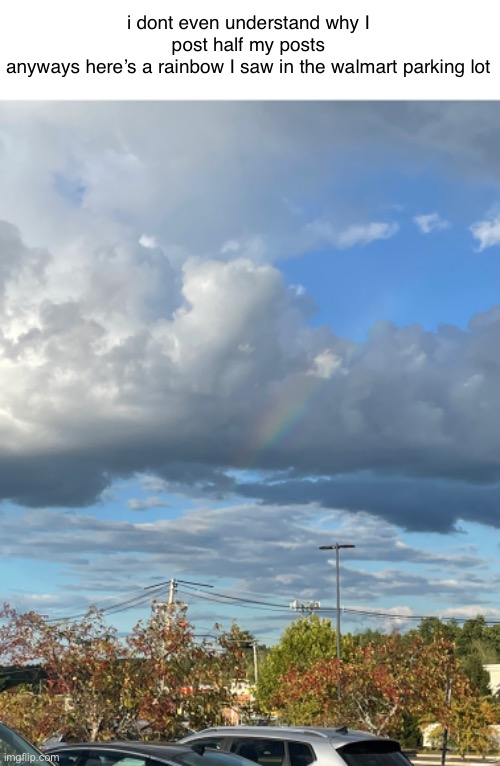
179,726,411,766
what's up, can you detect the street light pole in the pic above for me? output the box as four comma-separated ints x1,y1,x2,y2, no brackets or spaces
252,640,259,685
319,543,355,661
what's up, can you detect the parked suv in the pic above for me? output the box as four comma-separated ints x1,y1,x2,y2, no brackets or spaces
179,726,411,766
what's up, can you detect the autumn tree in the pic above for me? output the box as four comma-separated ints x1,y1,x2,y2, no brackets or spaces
0,601,250,742
449,691,495,757
0,686,66,745
411,616,494,696
127,603,248,738
270,631,490,746
0,603,139,741
271,632,432,733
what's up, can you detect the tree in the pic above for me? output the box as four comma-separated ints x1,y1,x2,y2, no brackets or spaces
460,652,492,696
0,686,66,745
455,616,487,657
0,604,137,741
397,711,423,749
257,614,337,709
413,617,458,645
0,602,249,742
0,603,140,741
127,604,248,737
448,693,495,757
215,624,260,684
270,632,486,741
352,628,385,648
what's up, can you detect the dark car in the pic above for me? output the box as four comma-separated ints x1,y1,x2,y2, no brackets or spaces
44,742,258,766
0,721,48,765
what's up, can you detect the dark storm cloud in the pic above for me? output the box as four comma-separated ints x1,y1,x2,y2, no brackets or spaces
235,474,500,533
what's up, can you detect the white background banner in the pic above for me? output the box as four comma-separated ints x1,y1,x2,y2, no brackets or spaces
0,0,497,99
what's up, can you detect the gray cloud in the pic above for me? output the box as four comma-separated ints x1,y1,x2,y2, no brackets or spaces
127,497,171,511
2,102,500,263
236,473,500,533
2,103,500,537
2,218,500,533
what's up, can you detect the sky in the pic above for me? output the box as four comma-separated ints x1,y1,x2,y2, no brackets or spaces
2,101,500,644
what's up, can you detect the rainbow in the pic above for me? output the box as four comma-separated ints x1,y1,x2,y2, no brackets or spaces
234,372,328,471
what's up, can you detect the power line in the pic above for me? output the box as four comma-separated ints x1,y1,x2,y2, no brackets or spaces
10,577,500,628
179,583,291,610
45,584,168,623
176,587,291,613
178,586,500,626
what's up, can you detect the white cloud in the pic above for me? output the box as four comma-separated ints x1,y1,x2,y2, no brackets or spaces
470,215,500,250
304,219,399,250
336,222,399,248
3,213,500,527
439,605,500,621
139,234,158,249
308,350,343,379
414,213,450,234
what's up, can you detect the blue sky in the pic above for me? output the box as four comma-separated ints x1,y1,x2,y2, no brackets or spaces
2,102,500,645
281,165,499,337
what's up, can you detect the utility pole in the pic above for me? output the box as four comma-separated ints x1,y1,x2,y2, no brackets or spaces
167,578,177,611
166,577,177,625
441,675,453,766
145,577,213,615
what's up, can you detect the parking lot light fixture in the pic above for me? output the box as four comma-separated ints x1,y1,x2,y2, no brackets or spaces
318,543,355,661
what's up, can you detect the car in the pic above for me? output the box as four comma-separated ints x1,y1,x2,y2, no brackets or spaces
44,741,259,766
0,721,49,765
178,726,412,766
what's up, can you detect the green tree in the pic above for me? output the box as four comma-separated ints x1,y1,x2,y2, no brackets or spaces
484,624,500,659
460,652,492,696
455,616,487,656
256,614,337,710
397,711,423,749
215,623,264,684
352,628,385,648
413,617,458,644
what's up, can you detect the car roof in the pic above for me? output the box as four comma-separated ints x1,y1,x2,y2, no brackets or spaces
46,743,194,757
45,743,263,766
182,727,388,747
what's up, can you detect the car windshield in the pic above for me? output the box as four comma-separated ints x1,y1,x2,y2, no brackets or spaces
0,723,48,766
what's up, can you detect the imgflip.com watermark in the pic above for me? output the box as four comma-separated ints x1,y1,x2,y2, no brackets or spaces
4,755,59,763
